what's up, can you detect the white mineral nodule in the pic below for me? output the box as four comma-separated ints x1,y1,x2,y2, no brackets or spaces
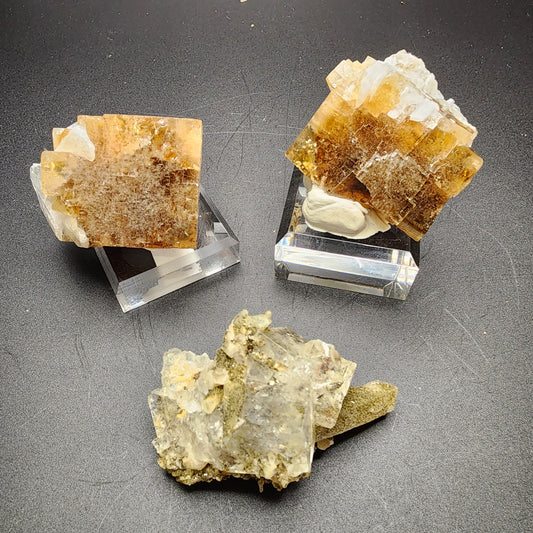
148,311,397,491
302,184,390,239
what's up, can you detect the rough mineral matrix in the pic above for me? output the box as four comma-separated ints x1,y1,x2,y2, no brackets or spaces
149,311,397,491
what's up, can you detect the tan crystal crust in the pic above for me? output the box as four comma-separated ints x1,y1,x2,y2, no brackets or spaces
148,311,397,491
286,51,483,241
40,114,202,248
315,381,398,450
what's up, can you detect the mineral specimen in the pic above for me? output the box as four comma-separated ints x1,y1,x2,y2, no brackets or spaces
35,114,202,248
286,50,483,241
148,311,397,491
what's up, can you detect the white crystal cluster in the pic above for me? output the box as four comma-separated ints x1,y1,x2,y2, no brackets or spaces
53,122,96,161
148,310,356,490
327,50,476,133
30,123,96,246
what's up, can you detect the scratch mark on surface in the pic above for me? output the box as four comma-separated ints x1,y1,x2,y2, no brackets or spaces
285,61,298,137
118,431,144,444
2,347,22,373
236,130,245,177
146,306,155,340
444,308,488,361
452,208,521,308
422,315,482,377
96,474,140,531
261,91,286,125
132,312,144,341
214,108,254,168
241,69,252,130
75,334,90,378
178,92,274,114
490,233,521,307
131,313,157,377
420,335,465,384
390,412,399,432
234,70,252,178
278,124,303,130
445,342,481,378
290,290,296,312
205,130,292,136
364,482,389,510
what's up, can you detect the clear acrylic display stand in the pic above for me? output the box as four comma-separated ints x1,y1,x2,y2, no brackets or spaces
275,167,419,300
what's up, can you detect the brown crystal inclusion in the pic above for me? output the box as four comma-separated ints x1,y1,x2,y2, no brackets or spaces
40,114,202,248
286,52,483,241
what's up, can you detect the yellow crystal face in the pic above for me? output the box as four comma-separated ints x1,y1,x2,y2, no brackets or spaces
39,114,202,248
286,51,483,241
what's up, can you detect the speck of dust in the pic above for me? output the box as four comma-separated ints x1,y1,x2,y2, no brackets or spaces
251,23,255,27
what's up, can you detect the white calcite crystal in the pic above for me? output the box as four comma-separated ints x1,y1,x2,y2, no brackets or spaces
148,311,397,491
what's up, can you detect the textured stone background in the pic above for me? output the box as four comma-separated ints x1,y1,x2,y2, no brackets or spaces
1,1,531,531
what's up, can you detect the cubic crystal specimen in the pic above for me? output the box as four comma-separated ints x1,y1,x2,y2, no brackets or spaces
36,114,202,248
148,311,397,491
286,50,483,241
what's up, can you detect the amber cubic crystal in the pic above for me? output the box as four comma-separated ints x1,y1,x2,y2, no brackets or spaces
38,114,202,248
286,51,483,241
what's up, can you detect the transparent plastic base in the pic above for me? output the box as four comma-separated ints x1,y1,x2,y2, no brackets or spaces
94,191,240,312
275,167,420,300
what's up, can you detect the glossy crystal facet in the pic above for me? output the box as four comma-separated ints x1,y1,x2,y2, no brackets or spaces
286,51,483,241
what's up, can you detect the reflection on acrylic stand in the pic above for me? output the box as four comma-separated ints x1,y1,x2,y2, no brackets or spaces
275,167,419,300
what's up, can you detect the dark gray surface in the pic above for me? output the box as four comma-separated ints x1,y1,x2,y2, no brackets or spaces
1,1,531,531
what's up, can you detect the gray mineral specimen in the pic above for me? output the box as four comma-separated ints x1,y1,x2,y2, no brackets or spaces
148,310,397,490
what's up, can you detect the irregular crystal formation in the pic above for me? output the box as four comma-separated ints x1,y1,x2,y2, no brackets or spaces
315,381,398,450
36,114,202,248
148,311,397,491
286,50,483,241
